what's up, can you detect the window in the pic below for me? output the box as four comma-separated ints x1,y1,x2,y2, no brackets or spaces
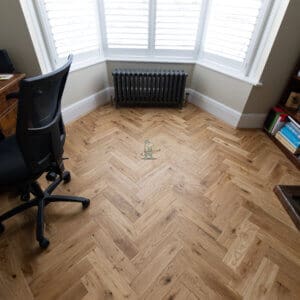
27,0,278,80
201,0,270,74
101,0,203,58
155,0,202,54
35,0,102,68
102,0,149,50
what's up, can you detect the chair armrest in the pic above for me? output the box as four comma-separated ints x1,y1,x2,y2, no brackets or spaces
6,92,20,100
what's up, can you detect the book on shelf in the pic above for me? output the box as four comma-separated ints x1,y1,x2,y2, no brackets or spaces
275,132,300,155
275,119,300,156
288,116,300,130
271,114,287,135
280,126,300,148
264,107,288,135
285,122,300,138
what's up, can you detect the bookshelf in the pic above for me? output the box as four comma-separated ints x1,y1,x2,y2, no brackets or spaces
268,59,300,231
264,60,300,169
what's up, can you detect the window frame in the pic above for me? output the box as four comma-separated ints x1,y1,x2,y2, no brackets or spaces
100,0,204,60
198,0,273,77
24,0,284,85
33,0,104,70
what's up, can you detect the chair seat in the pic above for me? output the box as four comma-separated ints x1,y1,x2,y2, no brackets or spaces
0,135,31,185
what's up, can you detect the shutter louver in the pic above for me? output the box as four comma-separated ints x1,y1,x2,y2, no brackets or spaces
203,0,264,64
42,0,101,59
155,0,202,50
103,0,149,49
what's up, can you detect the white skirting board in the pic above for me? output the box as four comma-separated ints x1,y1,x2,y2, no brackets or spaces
62,86,266,128
62,87,113,124
186,88,267,128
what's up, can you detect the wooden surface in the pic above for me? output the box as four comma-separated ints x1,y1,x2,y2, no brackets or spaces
274,185,300,230
0,73,25,137
0,104,300,299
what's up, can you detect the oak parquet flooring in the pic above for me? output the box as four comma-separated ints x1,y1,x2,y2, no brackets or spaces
0,103,300,299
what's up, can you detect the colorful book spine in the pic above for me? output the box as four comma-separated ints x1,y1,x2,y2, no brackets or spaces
276,132,300,154
288,116,300,130
286,122,300,139
280,127,300,148
271,114,287,135
269,114,280,132
264,107,285,133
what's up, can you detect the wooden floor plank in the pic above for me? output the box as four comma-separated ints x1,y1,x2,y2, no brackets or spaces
0,103,300,299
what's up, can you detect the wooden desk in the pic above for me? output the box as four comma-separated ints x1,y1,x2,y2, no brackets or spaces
0,73,25,138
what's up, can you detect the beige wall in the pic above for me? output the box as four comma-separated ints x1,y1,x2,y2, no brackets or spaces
62,62,108,108
0,0,41,76
191,65,253,112
243,0,300,114
106,61,194,88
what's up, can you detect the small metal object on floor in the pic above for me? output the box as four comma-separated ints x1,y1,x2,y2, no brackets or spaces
141,140,160,160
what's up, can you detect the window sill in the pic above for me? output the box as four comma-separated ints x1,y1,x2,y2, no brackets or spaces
58,54,263,87
105,56,196,65
70,57,106,73
106,56,262,86
195,60,262,86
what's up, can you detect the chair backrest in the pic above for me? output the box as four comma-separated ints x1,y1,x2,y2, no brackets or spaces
16,55,73,174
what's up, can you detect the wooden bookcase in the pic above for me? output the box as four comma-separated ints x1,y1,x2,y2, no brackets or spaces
265,62,300,169
268,59,300,230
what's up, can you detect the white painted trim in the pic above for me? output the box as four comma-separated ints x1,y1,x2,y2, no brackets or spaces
21,0,287,85
186,88,241,128
62,87,113,124
61,86,266,128
19,0,52,73
106,57,196,65
186,88,266,129
195,60,262,86
237,113,267,129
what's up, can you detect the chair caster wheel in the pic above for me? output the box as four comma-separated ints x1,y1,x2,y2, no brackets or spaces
82,199,90,209
63,171,71,183
46,171,57,181
0,223,5,234
39,238,50,249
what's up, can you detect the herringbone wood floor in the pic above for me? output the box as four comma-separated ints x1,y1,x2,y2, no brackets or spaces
0,104,300,300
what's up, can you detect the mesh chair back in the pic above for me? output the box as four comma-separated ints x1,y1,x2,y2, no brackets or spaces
16,56,73,174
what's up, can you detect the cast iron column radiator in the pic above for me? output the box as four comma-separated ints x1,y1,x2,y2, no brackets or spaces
112,69,188,108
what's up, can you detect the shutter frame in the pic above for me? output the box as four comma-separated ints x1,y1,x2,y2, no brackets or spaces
200,0,269,72
35,0,102,68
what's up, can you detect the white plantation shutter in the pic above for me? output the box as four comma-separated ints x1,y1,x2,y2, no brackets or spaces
155,0,202,51
202,0,265,68
38,0,102,65
30,0,275,76
103,0,149,49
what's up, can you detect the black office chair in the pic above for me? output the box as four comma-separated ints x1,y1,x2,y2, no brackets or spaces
0,55,90,249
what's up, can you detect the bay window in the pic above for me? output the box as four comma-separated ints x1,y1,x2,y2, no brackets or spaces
29,0,277,80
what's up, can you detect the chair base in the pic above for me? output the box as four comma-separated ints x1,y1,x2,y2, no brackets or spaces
0,171,90,249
